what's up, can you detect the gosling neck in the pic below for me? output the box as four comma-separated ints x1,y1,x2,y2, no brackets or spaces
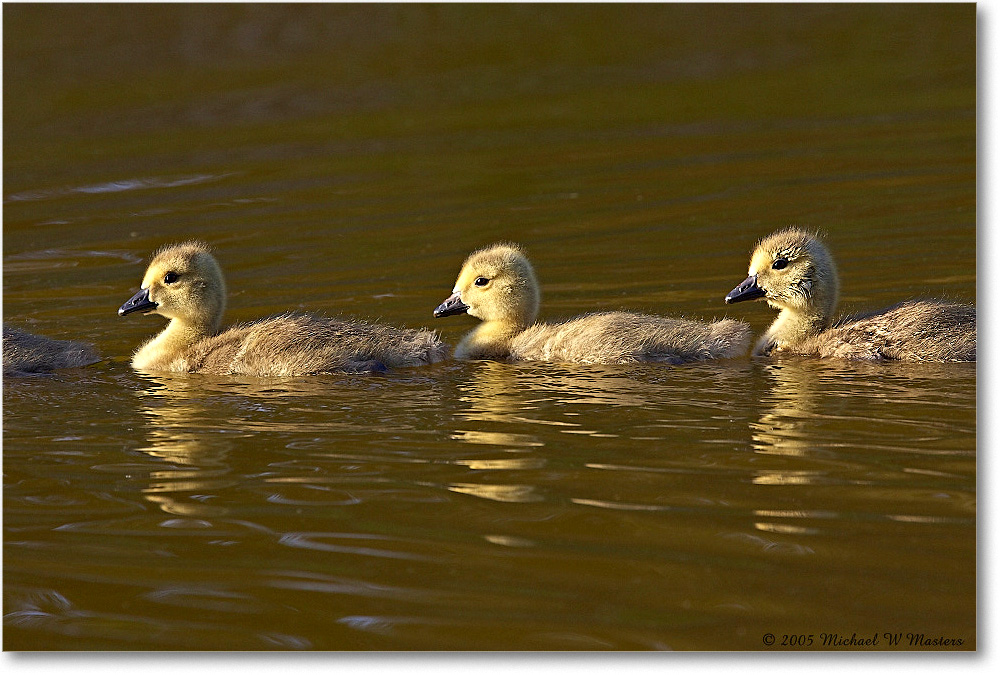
755,306,832,356
132,316,217,370
456,318,526,360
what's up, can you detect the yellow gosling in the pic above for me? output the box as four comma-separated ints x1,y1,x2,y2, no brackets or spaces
725,227,975,361
435,243,750,364
119,241,447,375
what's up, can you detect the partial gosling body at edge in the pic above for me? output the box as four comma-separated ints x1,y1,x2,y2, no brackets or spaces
3,325,100,376
434,243,751,364
119,241,448,376
724,227,976,362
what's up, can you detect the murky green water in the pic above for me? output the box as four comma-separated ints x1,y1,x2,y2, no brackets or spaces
3,4,975,650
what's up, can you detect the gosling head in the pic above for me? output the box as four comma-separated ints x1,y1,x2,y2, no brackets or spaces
434,243,541,330
119,241,227,333
725,228,839,323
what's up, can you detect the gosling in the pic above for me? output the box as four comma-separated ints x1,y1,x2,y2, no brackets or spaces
3,325,100,376
724,227,975,361
434,243,750,364
119,241,448,375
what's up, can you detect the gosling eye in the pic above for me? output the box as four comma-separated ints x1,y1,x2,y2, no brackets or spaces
163,271,180,284
771,258,788,271
474,276,490,287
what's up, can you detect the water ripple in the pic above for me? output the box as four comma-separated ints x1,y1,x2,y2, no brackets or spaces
3,584,310,649
264,569,431,601
5,173,233,202
278,532,437,561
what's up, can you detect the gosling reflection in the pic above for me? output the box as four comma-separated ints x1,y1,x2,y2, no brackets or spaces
748,358,831,537
445,362,547,505
455,360,532,423
133,373,237,518
453,360,657,452
448,360,748,508
133,371,448,517
456,360,667,424
750,358,823,484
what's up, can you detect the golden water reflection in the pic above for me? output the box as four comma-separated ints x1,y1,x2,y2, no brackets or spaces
455,361,533,423
750,359,842,537
750,359,821,462
133,373,241,518
446,483,544,503
449,430,545,448
455,360,678,428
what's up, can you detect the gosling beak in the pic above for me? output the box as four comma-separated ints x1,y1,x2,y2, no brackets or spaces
434,292,469,318
725,274,766,304
119,288,158,316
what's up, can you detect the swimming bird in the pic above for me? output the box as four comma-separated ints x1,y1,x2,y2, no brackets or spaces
119,241,448,375
3,325,100,376
434,243,750,364
724,227,975,361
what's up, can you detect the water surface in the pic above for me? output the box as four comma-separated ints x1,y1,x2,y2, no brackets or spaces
3,4,975,650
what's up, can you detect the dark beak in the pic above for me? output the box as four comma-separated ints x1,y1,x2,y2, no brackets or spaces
434,292,469,318
119,287,158,316
725,274,766,304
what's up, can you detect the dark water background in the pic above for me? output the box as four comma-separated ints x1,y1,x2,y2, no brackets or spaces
3,4,975,650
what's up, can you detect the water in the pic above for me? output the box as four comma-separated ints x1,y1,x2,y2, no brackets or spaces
3,4,975,650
